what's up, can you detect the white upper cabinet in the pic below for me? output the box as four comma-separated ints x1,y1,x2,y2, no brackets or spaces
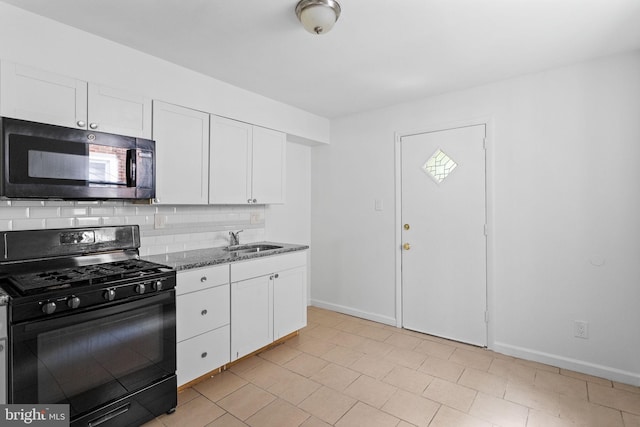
152,101,210,204
210,115,286,205
252,126,287,204
87,83,152,138
209,116,252,204
0,61,151,139
1,62,87,129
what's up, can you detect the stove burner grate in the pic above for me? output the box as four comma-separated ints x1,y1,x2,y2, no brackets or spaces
8,259,166,294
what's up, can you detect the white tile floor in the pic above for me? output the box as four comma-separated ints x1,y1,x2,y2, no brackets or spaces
144,307,640,426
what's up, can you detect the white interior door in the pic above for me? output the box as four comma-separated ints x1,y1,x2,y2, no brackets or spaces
401,124,487,346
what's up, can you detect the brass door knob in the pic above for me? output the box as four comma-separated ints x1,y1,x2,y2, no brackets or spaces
403,243,411,250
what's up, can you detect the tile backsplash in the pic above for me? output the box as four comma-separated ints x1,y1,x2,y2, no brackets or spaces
0,200,265,256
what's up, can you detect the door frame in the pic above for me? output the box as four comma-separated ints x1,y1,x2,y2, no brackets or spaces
394,116,495,348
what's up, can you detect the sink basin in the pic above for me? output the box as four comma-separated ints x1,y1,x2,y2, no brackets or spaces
224,244,283,254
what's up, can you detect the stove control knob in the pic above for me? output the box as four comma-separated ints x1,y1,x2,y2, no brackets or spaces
42,301,57,315
104,289,116,301
135,284,146,295
154,280,163,291
67,296,81,309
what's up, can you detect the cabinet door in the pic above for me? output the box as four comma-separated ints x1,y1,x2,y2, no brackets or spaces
0,61,87,129
209,115,252,204
88,83,152,138
231,275,273,361
153,101,210,204
273,266,307,340
252,126,286,204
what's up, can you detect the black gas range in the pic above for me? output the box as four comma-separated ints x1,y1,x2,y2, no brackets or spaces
0,225,177,427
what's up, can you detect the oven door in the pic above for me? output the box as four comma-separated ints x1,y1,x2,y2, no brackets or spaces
9,291,176,424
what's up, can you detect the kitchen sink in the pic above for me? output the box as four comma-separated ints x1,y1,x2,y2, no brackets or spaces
224,244,283,254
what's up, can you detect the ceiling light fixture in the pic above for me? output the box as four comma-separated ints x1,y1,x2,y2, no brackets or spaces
295,0,341,35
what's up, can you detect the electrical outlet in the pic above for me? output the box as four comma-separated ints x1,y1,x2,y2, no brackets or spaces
154,214,167,229
574,320,589,339
250,213,263,224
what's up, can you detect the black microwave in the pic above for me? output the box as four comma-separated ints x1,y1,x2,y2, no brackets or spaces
0,117,155,200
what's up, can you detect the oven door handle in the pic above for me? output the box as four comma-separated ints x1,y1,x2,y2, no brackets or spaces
88,403,130,427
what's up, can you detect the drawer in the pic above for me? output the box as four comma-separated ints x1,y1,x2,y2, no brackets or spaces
231,251,306,283
177,264,229,295
177,326,230,386
177,284,229,342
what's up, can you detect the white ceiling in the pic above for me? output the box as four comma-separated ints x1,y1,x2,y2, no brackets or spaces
3,0,640,118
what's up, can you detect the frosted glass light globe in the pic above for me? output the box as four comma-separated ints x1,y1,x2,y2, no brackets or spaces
295,0,341,35
300,4,337,34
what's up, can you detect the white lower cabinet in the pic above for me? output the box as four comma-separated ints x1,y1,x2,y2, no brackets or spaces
273,266,307,340
176,264,230,386
175,250,307,384
231,251,307,361
230,275,273,361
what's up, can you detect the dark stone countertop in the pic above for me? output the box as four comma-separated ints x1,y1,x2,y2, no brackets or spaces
142,241,309,271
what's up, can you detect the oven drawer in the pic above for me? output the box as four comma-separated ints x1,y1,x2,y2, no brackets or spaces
177,325,230,386
176,284,229,342
177,264,229,295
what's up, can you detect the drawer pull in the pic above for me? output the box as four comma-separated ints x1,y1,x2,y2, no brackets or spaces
201,352,208,358
201,309,208,316
200,276,207,282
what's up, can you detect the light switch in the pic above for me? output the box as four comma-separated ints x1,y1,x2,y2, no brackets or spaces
375,199,384,211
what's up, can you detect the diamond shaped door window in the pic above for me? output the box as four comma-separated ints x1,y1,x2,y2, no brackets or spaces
423,149,457,183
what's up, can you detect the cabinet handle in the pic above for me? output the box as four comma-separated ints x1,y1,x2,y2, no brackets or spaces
201,352,208,358
269,275,274,280
200,276,207,282
274,273,279,279
89,122,99,129
77,120,86,127
201,309,208,316
252,198,257,203
247,199,252,204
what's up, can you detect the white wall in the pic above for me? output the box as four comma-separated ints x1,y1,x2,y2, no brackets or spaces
265,142,311,246
266,142,312,301
0,2,329,144
311,50,640,385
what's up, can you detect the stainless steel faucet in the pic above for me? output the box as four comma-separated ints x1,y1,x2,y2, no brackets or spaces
229,230,243,246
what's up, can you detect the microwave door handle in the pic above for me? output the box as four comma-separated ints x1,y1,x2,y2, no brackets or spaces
126,149,136,187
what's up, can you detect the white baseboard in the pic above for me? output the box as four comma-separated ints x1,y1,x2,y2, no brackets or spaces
493,341,640,387
307,301,640,387
310,299,397,327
